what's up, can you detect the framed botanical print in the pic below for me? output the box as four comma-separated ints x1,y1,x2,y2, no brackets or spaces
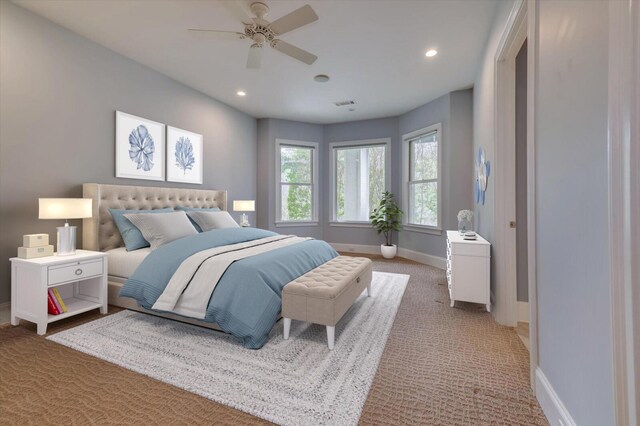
115,111,165,181
166,126,203,184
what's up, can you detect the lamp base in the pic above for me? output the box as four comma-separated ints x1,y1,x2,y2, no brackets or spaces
240,213,250,227
57,225,77,256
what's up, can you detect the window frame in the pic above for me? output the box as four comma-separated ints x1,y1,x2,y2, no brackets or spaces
275,139,319,226
402,123,442,234
329,138,391,226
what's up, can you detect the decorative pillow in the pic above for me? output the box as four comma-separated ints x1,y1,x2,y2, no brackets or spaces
124,211,198,250
109,208,174,251
186,210,239,232
176,206,221,232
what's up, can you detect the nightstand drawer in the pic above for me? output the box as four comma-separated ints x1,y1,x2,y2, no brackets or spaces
48,259,103,285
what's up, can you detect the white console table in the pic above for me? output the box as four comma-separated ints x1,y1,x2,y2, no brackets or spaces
446,230,491,312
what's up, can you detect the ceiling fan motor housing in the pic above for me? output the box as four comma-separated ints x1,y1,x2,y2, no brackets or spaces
244,24,274,46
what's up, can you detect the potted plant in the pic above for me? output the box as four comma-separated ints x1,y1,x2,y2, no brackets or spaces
370,191,404,259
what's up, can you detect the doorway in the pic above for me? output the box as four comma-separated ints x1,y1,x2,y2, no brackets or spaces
515,40,529,350
493,0,537,392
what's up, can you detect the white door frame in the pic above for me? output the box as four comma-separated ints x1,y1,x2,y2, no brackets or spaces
493,0,527,327
494,0,539,392
608,0,639,424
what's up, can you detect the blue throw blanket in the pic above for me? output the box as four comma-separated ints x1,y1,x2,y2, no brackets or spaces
120,228,338,348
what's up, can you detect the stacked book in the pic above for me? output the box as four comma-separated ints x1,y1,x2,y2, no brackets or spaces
47,288,67,315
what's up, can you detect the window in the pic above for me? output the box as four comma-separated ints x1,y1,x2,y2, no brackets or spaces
403,124,441,229
330,139,390,223
276,140,318,223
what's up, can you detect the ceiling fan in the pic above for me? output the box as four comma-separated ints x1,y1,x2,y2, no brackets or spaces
189,1,319,69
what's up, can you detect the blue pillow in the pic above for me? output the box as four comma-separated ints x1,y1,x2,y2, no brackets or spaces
176,206,221,232
109,208,174,251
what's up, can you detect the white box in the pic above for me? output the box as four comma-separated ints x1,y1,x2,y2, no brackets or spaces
18,245,54,259
23,234,49,248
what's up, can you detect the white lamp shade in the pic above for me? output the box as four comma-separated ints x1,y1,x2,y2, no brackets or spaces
39,198,92,220
233,200,255,212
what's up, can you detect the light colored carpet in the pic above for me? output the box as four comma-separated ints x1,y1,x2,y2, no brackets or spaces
0,255,547,425
47,272,409,426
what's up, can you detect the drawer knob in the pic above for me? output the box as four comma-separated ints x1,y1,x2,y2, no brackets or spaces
75,268,83,276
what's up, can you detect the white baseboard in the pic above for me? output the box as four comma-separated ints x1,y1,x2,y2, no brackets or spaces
517,301,529,323
397,247,446,270
328,243,446,270
535,367,577,426
0,302,10,325
329,243,380,256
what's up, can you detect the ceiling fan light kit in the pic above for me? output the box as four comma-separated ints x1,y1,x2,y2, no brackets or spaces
189,1,319,69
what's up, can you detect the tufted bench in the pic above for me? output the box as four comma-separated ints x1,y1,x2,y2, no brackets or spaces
282,256,373,350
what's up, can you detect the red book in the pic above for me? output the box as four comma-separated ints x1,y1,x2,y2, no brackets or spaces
48,289,63,314
47,291,60,315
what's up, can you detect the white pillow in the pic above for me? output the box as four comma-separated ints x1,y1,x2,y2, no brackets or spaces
124,211,198,250
186,210,239,232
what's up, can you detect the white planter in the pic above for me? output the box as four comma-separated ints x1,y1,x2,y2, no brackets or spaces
380,244,397,259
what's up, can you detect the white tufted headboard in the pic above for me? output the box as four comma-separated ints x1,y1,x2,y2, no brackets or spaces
82,183,227,252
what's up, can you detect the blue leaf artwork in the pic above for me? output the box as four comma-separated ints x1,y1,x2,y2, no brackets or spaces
128,125,155,172
174,136,195,174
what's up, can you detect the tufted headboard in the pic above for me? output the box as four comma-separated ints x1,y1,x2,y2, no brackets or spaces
82,183,227,252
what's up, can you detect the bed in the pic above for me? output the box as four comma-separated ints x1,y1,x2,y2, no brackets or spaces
83,183,230,330
82,183,337,348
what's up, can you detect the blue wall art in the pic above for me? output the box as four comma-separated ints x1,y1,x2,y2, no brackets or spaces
174,136,195,174
475,146,490,205
129,125,155,172
166,126,203,184
115,111,165,181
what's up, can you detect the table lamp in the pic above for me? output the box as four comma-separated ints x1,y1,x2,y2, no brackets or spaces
39,198,92,255
233,200,255,227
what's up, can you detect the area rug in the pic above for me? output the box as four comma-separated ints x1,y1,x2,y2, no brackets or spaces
48,271,408,426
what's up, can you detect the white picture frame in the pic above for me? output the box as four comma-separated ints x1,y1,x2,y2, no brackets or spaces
115,111,165,181
166,126,203,185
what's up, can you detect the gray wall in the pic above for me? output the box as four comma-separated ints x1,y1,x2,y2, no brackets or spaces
515,41,528,303
0,2,257,304
473,0,516,247
257,91,473,258
323,117,399,247
535,0,613,423
398,91,474,257
256,118,324,239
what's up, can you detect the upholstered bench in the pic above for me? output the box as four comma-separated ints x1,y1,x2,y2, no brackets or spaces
282,256,373,350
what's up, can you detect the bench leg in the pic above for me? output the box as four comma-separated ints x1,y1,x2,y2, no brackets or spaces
367,283,372,297
283,318,291,340
326,326,335,350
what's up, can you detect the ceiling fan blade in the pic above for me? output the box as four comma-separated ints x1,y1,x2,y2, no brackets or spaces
247,44,263,69
188,29,246,40
269,5,318,36
272,40,317,65
225,1,254,25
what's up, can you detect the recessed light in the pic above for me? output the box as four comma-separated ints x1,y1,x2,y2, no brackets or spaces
314,74,330,83
237,90,246,96
425,49,438,58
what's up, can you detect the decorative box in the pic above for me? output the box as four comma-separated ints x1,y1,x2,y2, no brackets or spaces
23,233,49,248
18,245,54,259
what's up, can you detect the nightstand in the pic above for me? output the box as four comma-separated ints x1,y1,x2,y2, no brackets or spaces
10,250,108,335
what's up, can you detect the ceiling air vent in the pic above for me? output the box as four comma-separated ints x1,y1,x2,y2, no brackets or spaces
333,100,356,107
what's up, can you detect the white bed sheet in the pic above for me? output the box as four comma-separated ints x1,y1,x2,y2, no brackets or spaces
106,247,151,279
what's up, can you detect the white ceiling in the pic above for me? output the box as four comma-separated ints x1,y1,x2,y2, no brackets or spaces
14,0,498,124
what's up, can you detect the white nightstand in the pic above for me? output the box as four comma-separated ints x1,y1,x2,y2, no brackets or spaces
446,231,491,312
10,250,108,335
